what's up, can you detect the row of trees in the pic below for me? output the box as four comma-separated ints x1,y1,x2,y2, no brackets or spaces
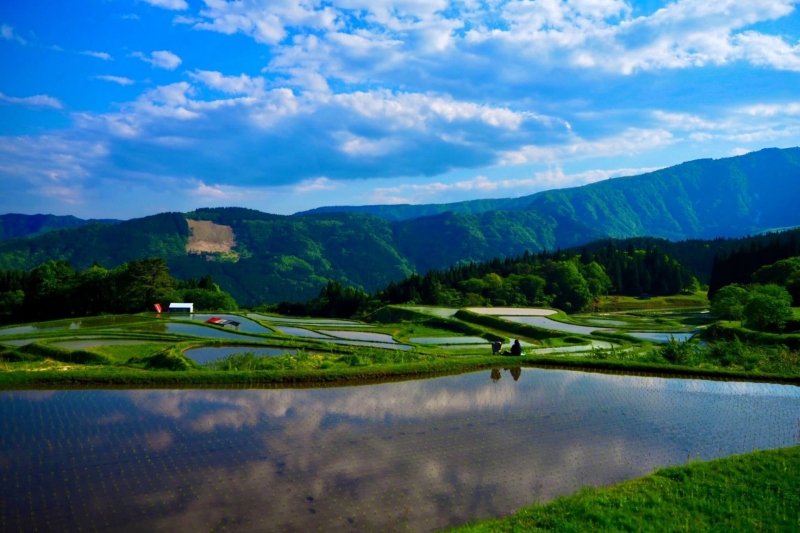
276,245,699,318
0,258,237,324
710,255,800,332
709,233,800,298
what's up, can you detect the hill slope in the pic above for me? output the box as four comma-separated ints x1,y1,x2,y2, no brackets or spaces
0,214,120,242
298,147,800,240
0,148,798,305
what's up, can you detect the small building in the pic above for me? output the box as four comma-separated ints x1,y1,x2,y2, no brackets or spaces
168,303,194,313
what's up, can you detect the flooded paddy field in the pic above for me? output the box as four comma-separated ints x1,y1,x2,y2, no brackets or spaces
169,314,272,334
2,369,798,532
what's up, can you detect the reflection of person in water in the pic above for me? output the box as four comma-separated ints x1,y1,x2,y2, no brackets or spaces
510,367,521,381
490,368,502,382
510,339,522,356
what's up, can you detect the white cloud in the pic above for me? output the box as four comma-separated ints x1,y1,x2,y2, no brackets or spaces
1,24,26,44
0,92,63,109
141,0,189,10
501,128,675,165
294,177,339,193
366,166,661,204
189,70,265,96
94,75,136,86
131,50,182,70
81,50,113,60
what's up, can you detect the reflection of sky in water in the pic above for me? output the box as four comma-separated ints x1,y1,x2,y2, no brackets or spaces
323,330,397,343
169,314,272,334
501,315,603,335
2,370,799,532
130,322,264,341
0,316,151,335
627,332,695,343
248,314,366,326
51,339,167,349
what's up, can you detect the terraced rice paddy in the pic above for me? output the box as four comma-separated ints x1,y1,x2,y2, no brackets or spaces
170,314,273,334
50,339,170,350
321,330,397,343
183,346,297,364
411,337,488,345
247,314,368,327
2,368,798,532
130,322,265,341
628,332,696,343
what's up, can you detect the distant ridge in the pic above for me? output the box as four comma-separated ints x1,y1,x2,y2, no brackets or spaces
296,147,800,236
0,147,799,305
0,214,121,242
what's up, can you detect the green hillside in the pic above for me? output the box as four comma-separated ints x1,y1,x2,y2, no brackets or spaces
0,148,798,306
300,147,800,240
0,213,120,242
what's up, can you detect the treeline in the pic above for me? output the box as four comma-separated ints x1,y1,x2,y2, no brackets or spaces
709,232,800,298
275,244,698,318
0,258,237,324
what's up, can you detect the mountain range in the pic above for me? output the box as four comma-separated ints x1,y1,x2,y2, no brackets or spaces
0,147,798,305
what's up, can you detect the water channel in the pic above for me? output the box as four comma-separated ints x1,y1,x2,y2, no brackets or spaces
2,368,798,532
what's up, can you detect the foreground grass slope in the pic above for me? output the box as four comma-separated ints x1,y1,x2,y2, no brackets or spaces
447,446,800,532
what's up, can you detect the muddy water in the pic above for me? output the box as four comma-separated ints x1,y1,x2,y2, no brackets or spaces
2,370,798,533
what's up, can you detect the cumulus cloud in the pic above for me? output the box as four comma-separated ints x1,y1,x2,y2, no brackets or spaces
94,75,136,85
131,50,182,70
0,92,63,109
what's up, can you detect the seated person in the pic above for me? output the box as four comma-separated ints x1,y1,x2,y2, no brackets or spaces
491,341,502,354
510,339,522,356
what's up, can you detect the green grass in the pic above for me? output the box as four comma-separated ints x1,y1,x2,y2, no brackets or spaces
593,292,710,312
445,446,800,532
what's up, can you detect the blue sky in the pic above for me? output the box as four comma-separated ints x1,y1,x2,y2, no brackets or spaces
1,0,799,219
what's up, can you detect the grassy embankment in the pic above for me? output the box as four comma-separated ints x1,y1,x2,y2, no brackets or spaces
445,446,800,532
591,291,709,312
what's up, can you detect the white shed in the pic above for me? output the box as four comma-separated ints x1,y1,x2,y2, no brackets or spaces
168,303,194,313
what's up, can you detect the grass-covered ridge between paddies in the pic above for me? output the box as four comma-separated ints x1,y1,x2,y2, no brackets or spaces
444,446,800,533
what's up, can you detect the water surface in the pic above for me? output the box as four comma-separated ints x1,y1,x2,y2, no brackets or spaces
184,346,297,364
501,315,603,335
2,369,798,532
322,330,397,343
627,332,696,343
170,314,272,334
0,316,151,335
248,314,366,326
130,322,265,341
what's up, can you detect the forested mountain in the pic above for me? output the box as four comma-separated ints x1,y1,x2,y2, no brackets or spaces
300,148,800,239
0,214,119,242
0,148,798,306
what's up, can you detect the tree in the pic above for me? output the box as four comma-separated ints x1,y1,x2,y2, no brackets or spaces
121,258,173,311
711,284,749,322
743,284,793,332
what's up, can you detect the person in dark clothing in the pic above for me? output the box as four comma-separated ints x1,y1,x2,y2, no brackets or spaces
491,341,502,354
510,339,522,356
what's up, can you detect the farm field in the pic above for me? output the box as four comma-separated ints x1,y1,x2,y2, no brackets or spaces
2,367,799,532
2,305,800,530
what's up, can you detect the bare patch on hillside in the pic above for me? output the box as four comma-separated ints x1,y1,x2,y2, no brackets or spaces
186,219,236,254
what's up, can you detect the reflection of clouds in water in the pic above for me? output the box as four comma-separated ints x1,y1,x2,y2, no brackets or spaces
4,369,800,532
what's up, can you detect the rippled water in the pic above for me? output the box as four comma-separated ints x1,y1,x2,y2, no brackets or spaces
2,369,798,532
